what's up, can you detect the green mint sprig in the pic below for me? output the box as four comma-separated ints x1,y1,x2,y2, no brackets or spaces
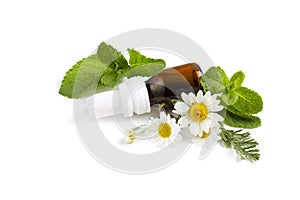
58,55,107,98
200,66,263,129
59,42,166,98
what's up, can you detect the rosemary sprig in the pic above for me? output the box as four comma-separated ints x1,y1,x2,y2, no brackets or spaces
220,127,260,162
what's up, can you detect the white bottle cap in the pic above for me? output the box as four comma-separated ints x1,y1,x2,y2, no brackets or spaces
91,77,151,118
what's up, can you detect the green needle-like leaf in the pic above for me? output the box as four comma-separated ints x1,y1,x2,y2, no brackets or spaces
220,127,260,162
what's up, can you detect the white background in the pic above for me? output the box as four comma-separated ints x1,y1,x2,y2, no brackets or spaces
1,0,299,199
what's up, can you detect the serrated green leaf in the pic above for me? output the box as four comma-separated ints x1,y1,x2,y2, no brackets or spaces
99,67,117,88
97,42,121,65
229,71,245,89
113,54,129,71
59,44,168,99
224,109,261,128
124,49,166,77
221,91,238,105
231,87,263,114
128,49,166,66
59,55,107,98
200,66,229,93
95,42,129,90
124,63,165,78
217,66,229,83
98,54,129,89
226,105,258,119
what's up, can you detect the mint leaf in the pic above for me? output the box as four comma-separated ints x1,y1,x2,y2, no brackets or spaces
200,66,263,128
226,105,257,119
229,71,245,89
113,54,129,71
59,59,84,98
231,87,263,114
96,42,129,89
201,66,229,93
124,49,166,77
98,48,166,88
224,109,261,128
59,55,107,98
99,67,117,88
98,54,129,89
59,43,167,98
97,42,121,65
221,91,238,105
128,49,165,66
218,66,229,83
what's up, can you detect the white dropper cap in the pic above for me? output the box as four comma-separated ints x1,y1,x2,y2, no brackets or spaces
92,76,151,118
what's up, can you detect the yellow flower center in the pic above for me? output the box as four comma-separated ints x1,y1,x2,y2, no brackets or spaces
200,130,211,138
189,103,208,122
158,123,172,138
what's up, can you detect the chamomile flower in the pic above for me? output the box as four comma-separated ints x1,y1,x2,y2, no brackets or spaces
124,124,147,144
192,125,222,159
124,130,136,144
174,90,224,137
148,112,181,148
192,125,221,146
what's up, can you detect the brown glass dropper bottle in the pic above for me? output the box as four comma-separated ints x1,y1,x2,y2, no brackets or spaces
93,63,203,118
145,63,203,110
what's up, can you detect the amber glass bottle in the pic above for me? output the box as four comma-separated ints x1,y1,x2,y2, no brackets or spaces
93,63,203,118
146,63,203,110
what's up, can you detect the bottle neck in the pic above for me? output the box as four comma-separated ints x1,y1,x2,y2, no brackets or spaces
118,77,151,117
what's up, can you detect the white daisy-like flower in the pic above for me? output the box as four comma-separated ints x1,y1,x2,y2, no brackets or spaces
192,124,222,159
148,112,181,148
192,125,221,146
174,90,224,137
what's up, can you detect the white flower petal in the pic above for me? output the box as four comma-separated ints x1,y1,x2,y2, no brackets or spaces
188,92,197,103
190,121,203,136
159,112,167,122
172,110,181,115
210,126,221,137
172,124,181,134
196,90,204,103
203,96,213,108
203,91,212,102
211,113,224,125
178,116,191,128
181,93,193,106
192,136,205,146
161,139,169,148
170,132,178,141
199,134,218,159
170,118,176,125
180,127,194,138
208,104,223,112
200,92,223,112
174,102,189,114
200,118,211,133
166,114,171,123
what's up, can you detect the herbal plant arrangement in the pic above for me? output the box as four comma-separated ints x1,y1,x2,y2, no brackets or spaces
59,42,263,162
